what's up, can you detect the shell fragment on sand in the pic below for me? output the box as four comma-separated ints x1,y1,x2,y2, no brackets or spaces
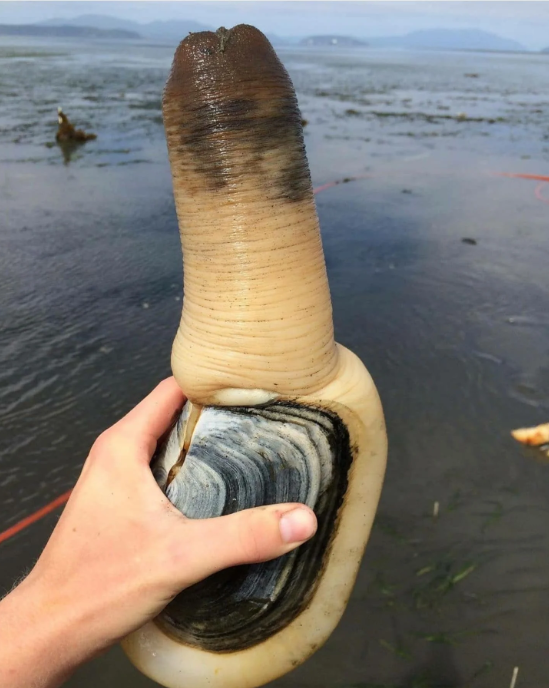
511,422,549,446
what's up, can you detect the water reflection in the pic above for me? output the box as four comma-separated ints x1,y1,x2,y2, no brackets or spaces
56,139,83,164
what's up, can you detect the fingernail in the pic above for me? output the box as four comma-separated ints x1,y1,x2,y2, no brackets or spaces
279,507,317,544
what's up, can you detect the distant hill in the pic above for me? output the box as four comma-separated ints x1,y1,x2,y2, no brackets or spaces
301,35,367,47
35,15,301,46
542,47,549,54
5,15,529,53
0,24,139,39
266,33,297,46
130,20,213,41
39,14,139,30
38,14,212,42
369,28,526,52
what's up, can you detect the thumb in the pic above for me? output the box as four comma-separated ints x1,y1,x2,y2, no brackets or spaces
172,504,318,590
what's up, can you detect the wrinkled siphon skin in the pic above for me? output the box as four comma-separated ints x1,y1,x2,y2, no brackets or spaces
122,25,387,688
163,25,338,403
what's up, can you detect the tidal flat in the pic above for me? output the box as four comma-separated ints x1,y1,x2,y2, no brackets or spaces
1,36,549,688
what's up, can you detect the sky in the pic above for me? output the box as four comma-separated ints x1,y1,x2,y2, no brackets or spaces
1,1,548,49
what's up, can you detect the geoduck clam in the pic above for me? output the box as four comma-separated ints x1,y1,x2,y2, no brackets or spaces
122,25,387,688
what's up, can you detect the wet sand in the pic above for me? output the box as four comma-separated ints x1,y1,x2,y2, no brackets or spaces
1,37,549,688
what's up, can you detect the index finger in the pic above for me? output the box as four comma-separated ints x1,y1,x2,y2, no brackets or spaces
116,377,186,453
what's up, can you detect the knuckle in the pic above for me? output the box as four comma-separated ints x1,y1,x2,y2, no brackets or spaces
89,429,113,458
90,427,130,462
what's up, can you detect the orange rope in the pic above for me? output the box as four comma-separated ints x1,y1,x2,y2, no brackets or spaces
313,174,372,194
495,172,549,206
496,172,549,182
0,490,72,545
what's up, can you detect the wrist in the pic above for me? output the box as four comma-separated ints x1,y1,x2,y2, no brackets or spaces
0,572,95,688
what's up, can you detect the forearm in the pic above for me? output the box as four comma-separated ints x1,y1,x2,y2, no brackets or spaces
0,573,92,688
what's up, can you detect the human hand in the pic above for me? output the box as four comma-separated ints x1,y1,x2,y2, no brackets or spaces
0,377,317,688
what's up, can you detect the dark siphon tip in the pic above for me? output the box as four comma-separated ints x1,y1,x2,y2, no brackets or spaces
162,25,312,202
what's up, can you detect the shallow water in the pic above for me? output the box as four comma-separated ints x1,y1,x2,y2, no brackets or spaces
1,37,549,688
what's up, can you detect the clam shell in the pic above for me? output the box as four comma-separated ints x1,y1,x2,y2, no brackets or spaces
151,401,352,652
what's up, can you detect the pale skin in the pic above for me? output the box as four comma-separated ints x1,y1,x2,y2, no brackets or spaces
0,377,318,688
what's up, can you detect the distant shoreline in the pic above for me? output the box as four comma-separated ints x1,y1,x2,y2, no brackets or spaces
0,24,140,39
0,23,546,55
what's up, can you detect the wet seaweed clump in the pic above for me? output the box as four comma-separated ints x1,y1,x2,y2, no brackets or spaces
55,107,96,164
56,107,97,143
